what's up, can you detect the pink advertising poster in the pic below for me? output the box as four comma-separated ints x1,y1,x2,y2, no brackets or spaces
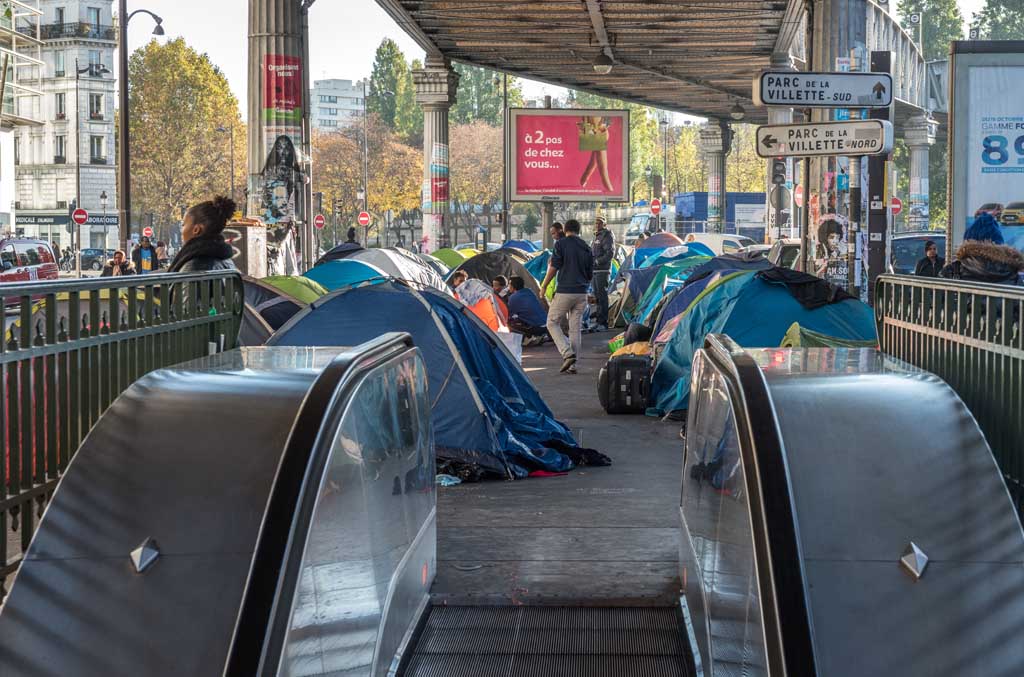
510,109,630,202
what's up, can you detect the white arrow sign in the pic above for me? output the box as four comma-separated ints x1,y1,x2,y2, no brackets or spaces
755,120,894,159
754,71,894,108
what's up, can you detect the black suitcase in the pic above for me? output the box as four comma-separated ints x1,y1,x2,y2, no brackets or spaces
598,354,652,414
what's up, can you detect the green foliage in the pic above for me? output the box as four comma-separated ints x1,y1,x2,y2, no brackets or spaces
450,64,524,125
396,58,423,145
975,0,1024,40
129,38,245,233
897,0,963,61
368,39,407,129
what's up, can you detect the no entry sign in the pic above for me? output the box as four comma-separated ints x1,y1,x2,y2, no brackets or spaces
891,197,903,216
357,211,371,227
754,71,894,108
313,213,326,229
755,120,893,159
794,184,804,208
142,226,154,238
72,208,89,226
650,198,662,215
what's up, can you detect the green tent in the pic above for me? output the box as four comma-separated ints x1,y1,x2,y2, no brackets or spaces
433,248,470,268
262,275,328,305
780,322,878,348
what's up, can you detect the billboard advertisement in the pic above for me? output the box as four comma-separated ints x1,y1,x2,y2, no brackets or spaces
509,109,630,202
950,42,1024,253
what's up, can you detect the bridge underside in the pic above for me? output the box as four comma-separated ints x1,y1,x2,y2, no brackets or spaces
378,0,804,122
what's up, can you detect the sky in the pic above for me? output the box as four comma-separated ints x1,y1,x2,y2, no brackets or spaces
131,0,988,120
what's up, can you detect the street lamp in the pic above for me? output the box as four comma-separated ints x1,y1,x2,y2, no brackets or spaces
494,73,510,242
75,58,110,277
217,124,235,203
118,2,164,248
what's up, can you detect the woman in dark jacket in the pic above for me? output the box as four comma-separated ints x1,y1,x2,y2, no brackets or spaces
940,240,1024,285
169,196,237,273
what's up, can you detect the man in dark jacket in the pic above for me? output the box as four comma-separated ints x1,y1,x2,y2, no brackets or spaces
940,240,1024,285
541,219,594,374
132,236,161,274
914,240,944,277
590,216,614,331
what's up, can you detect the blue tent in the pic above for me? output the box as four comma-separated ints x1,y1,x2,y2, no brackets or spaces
652,270,745,340
649,271,877,415
682,252,774,289
269,280,578,478
637,243,715,269
502,239,539,253
524,250,551,283
303,259,386,291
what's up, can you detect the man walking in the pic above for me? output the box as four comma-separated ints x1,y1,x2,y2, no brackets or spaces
590,216,614,331
541,219,593,374
132,236,161,274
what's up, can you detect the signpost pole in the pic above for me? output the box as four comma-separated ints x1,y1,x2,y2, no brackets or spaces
848,156,861,294
541,95,554,250
867,50,892,303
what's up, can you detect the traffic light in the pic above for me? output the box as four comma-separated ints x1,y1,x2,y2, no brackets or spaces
771,159,786,186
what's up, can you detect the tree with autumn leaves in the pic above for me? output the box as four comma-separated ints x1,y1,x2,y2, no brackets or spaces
128,39,246,239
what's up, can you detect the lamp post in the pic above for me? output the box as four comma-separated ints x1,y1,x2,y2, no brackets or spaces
494,73,510,242
75,58,110,277
117,2,164,249
217,124,235,203
100,189,108,249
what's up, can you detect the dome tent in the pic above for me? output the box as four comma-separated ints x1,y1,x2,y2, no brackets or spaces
269,279,580,479
313,241,364,266
303,259,388,291
346,248,451,295
433,248,472,268
450,249,545,304
261,275,329,305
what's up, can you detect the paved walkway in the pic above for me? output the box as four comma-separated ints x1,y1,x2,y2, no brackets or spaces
434,332,684,606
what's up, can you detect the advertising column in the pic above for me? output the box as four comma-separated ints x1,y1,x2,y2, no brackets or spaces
949,42,1024,256
413,57,459,254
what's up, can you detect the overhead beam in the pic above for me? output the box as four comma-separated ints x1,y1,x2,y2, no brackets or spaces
585,0,614,60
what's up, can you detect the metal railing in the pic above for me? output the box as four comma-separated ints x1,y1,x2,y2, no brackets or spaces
876,274,1024,516
19,22,116,41
0,271,243,596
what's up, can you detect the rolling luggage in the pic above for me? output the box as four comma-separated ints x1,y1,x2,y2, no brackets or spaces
598,354,652,414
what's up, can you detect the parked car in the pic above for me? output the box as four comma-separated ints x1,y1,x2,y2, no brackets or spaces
889,232,946,275
683,232,758,255
768,238,802,270
0,239,60,283
78,248,113,271
1000,201,1024,225
975,202,1004,222
624,213,669,245
737,244,771,258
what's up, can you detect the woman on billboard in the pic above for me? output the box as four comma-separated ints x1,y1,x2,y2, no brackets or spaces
578,117,614,192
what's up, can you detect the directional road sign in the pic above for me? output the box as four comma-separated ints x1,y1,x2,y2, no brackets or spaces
357,211,371,227
313,213,326,229
650,198,661,215
754,71,894,108
755,120,894,159
72,208,89,226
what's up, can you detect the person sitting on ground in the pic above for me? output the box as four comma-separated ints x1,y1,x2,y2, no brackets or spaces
168,196,237,272
914,240,945,277
507,276,549,346
100,250,135,277
492,275,510,316
451,270,508,332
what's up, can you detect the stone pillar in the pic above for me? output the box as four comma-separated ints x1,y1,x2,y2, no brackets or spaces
413,56,459,254
765,53,795,242
699,121,731,233
904,114,937,231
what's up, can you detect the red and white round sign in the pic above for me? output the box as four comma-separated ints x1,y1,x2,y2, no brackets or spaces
313,214,326,230
72,208,89,226
794,185,804,208
357,211,371,227
142,226,154,238
891,197,903,216
650,198,662,216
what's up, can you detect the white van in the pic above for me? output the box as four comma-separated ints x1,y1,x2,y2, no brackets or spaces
682,232,757,255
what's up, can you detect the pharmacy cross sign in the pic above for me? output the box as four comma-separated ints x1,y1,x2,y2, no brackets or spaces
754,71,894,108
755,120,894,159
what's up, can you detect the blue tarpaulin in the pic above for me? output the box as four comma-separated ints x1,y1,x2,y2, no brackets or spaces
269,280,577,478
502,239,539,252
649,271,877,415
303,259,386,291
525,250,551,282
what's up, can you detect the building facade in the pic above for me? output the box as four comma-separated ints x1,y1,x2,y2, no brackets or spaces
14,0,118,249
310,79,364,132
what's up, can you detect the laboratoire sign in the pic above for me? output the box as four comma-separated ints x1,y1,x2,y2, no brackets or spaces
754,71,894,108
755,120,894,159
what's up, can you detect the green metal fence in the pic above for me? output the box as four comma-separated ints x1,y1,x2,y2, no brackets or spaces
0,271,243,597
876,274,1024,516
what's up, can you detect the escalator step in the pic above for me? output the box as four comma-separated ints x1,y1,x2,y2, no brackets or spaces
402,606,689,677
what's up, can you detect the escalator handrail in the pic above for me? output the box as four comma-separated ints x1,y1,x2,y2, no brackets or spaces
701,334,818,677
222,332,419,677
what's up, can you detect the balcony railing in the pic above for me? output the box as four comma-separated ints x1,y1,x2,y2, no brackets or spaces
19,22,116,41
53,155,65,164
0,272,244,600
